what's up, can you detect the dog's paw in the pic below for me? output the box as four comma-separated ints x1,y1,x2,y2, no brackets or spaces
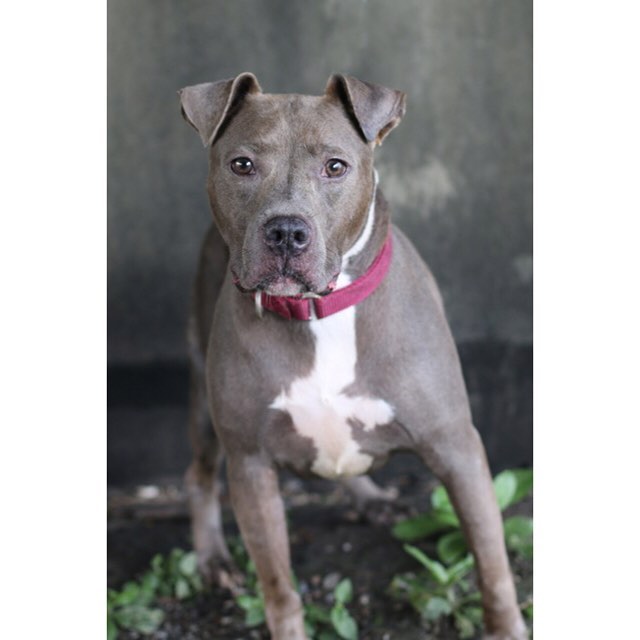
482,616,529,640
198,554,244,595
267,595,308,640
341,475,399,512
368,484,400,503
271,617,308,640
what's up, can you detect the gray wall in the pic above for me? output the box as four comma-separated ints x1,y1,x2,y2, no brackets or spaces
108,0,532,365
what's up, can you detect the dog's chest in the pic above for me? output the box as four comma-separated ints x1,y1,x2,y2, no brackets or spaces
270,307,394,479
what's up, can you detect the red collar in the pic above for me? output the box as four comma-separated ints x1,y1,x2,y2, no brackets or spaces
250,233,393,321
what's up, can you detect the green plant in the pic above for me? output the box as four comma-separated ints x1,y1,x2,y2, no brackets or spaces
107,549,203,639
232,535,358,640
234,560,266,627
151,548,204,599
236,574,359,640
389,469,533,637
389,546,482,639
324,578,359,640
392,468,533,564
107,577,164,640
236,577,359,639
229,535,266,626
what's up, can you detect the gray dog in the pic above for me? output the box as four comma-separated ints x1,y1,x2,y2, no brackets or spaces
179,72,526,639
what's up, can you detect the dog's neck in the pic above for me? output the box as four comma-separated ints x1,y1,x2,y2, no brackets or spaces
336,174,390,290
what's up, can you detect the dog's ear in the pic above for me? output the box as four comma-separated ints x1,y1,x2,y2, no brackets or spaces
178,72,262,147
325,74,406,145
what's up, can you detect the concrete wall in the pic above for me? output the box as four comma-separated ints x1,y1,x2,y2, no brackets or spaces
108,0,532,365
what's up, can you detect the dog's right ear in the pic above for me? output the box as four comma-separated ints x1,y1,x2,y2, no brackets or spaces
178,72,262,147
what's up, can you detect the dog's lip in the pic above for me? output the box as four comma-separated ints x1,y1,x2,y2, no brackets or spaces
262,275,306,297
232,269,340,296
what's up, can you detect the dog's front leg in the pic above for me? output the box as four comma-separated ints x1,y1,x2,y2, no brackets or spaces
227,452,307,640
420,422,527,640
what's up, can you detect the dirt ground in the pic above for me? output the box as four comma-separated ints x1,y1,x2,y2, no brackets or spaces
108,455,533,640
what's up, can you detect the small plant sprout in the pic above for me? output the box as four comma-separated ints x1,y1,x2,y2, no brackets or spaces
107,549,203,639
392,468,533,563
389,468,533,637
389,546,482,639
232,533,359,640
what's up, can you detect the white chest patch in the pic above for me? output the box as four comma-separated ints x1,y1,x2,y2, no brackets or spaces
270,177,394,479
270,306,394,478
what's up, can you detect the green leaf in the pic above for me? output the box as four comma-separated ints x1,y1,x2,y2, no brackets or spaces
330,604,358,640
168,548,183,568
388,573,416,599
175,577,191,600
463,605,483,624
245,605,266,627
113,605,164,634
139,572,160,604
236,595,262,611
436,530,468,565
404,545,449,585
113,581,141,606
334,578,353,604
422,596,452,621
510,469,533,504
305,603,331,624
459,589,482,604
237,593,265,627
107,617,118,640
107,589,119,611
504,516,534,558
493,471,518,510
520,541,534,558
392,510,458,541
447,554,475,583
389,572,439,620
150,554,164,574
454,612,476,639
136,608,164,635
304,618,317,638
179,551,198,577
190,572,204,593
431,485,455,513
503,515,533,538
523,602,533,619
167,548,185,581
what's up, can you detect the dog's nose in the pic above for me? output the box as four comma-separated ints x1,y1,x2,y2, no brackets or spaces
263,216,312,257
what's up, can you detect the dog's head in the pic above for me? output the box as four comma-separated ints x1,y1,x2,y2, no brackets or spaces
179,73,405,296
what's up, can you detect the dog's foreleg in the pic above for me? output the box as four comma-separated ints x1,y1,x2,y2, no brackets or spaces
227,452,307,640
186,338,238,589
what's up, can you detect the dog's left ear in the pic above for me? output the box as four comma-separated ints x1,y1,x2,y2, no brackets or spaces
326,74,406,145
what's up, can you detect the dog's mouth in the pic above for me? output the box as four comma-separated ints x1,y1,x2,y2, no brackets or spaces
234,268,339,298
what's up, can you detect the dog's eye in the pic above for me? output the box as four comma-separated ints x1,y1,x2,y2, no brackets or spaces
230,157,255,176
323,158,349,178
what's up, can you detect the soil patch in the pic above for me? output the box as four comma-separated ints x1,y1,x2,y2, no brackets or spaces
108,458,532,639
